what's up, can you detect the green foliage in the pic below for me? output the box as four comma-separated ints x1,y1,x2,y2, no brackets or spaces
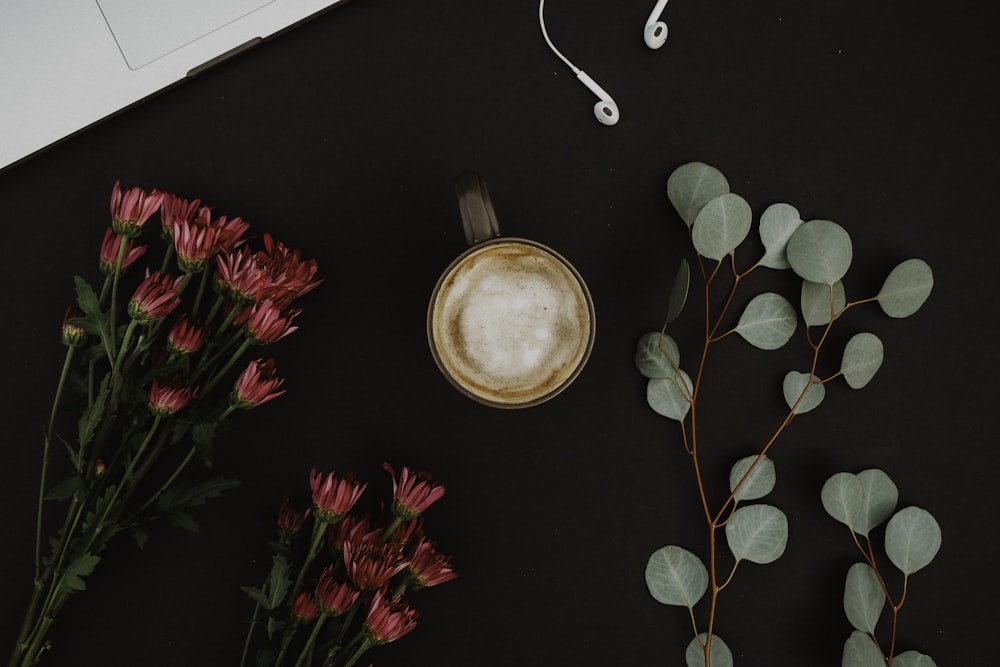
644,545,709,608
667,259,691,324
725,504,788,564
685,634,734,667
667,161,730,227
892,651,938,667
884,506,942,576
782,371,825,414
786,219,854,285
758,203,803,270
801,280,845,326
843,631,885,667
728,455,776,502
635,332,680,379
843,563,884,634
646,370,693,421
692,193,753,261
735,292,797,350
878,259,934,318
58,553,101,593
840,333,884,389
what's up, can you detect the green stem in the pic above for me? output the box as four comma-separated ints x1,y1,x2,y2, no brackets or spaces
202,338,253,397
380,516,403,543
291,614,328,667
132,445,197,517
108,236,128,349
341,637,373,667
191,267,211,319
292,520,328,597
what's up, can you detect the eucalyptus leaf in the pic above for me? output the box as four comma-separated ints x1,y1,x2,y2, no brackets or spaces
692,193,753,261
877,259,934,318
735,292,797,350
685,633,734,667
647,370,693,421
801,280,846,326
854,469,898,537
729,455,776,502
844,563,885,634
842,630,886,667
667,162,731,227
885,506,942,575
892,651,937,667
840,333,884,389
782,371,825,414
635,332,680,379
759,203,803,269
645,545,709,607
725,504,788,564
667,259,691,323
821,472,863,530
786,219,853,285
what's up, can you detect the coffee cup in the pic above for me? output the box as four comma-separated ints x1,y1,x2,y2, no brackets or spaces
427,172,595,408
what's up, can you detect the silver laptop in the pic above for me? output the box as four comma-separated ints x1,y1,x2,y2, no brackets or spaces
0,0,348,171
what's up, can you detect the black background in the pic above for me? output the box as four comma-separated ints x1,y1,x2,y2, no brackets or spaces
2,1,996,665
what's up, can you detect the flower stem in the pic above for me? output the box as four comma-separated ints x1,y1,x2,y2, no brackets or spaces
291,614,328,667
292,520,328,597
341,637,373,667
108,235,128,349
133,445,197,517
202,338,253,397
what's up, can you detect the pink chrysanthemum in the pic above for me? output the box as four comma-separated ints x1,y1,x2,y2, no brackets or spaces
110,180,164,238
383,463,446,521
290,593,320,622
61,306,88,348
99,228,147,276
215,247,268,304
363,590,419,645
276,499,311,540
342,534,407,591
166,316,206,356
327,514,371,553
314,565,361,617
212,214,250,253
231,358,286,409
171,210,221,274
405,537,458,590
159,193,202,236
148,378,196,416
244,298,300,345
309,469,366,523
128,270,185,324
255,233,323,304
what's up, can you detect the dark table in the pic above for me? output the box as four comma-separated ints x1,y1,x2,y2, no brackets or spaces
2,1,995,665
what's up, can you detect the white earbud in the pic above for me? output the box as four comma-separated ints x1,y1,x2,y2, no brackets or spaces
576,71,620,125
539,0,620,126
644,0,670,49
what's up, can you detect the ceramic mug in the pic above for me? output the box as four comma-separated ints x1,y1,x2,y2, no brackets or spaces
427,172,596,408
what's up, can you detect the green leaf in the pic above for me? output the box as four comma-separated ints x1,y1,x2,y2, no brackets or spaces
646,371,693,421
692,193,753,261
78,375,110,448
782,371,825,414
725,504,788,564
666,259,691,323
759,203,803,269
877,259,933,318
801,280,846,326
155,477,241,513
667,162,731,227
645,545,709,607
242,586,271,607
786,219,853,285
840,333,884,389
59,553,102,592
892,651,937,667
821,472,863,530
735,292,797,350
73,276,113,359
635,332,680,379
263,554,293,611
44,475,84,502
132,525,150,550
885,506,942,575
169,510,200,533
729,455,776,502
685,633,734,667
854,469,898,537
844,563,885,634
842,630,886,667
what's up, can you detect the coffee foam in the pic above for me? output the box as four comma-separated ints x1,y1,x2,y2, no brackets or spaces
430,241,592,405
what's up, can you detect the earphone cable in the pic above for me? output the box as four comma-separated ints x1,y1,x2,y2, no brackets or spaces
539,0,579,74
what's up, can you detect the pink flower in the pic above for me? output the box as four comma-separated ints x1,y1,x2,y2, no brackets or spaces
244,298,300,344
110,180,164,238
212,214,250,253
171,209,221,273
128,270,185,324
231,358,285,409
314,565,361,616
61,306,88,347
276,499,311,540
215,247,268,304
290,593,319,622
309,469,366,523
159,193,201,236
255,233,322,304
343,532,407,591
166,316,205,356
99,228,147,276
148,378,196,416
327,514,371,553
363,590,419,645
405,538,458,590
383,463,446,521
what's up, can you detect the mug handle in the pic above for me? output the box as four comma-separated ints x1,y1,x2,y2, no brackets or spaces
455,171,501,245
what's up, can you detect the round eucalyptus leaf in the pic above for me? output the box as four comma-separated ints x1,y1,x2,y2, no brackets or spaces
892,651,937,667
636,332,680,379
801,280,846,326
877,259,934,318
645,545,709,607
647,371,693,421
667,162,731,227
725,504,788,564
885,506,942,575
735,292,797,350
782,371,825,414
759,202,803,269
844,563,885,634
692,193,753,261
666,258,691,323
854,469,898,537
786,219,853,285
685,633,734,667
729,455,776,502
842,630,886,667
840,332,884,389
821,472,863,530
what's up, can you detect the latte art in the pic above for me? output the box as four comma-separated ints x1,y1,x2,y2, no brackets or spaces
429,240,593,406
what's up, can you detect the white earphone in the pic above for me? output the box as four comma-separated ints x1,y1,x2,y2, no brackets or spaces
538,0,620,126
644,0,670,49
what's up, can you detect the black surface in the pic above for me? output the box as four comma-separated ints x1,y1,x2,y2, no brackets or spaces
1,1,996,665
